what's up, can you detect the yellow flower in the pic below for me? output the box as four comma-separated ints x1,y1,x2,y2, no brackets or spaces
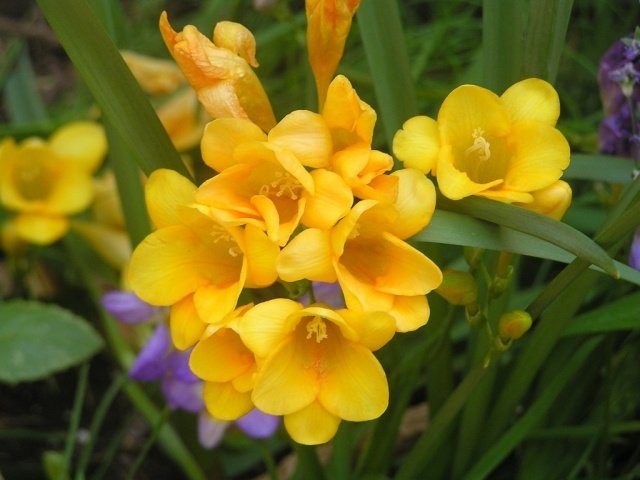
516,179,572,220
238,299,395,444
189,304,257,420
393,78,571,203
0,122,106,245
127,169,279,337
277,183,442,332
159,12,276,132
197,113,353,245
306,0,361,107
121,50,185,95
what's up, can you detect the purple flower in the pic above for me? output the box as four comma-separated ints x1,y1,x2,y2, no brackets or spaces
197,409,280,449
129,323,173,381
101,290,161,324
630,228,640,270
298,281,346,308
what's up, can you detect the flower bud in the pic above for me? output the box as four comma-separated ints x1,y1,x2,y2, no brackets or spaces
519,180,572,221
498,310,532,340
436,269,478,306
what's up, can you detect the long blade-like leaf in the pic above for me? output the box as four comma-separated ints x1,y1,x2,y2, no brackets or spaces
35,0,191,179
436,195,618,278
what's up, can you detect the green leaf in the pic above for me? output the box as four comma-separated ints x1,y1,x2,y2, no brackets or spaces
565,154,635,184
357,0,417,148
4,44,49,123
35,0,191,179
436,195,619,278
563,291,640,336
0,301,103,384
411,210,640,287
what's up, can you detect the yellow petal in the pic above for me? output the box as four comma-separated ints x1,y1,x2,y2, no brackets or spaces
127,225,242,306
302,169,353,230
388,295,431,332
322,75,376,148
157,88,206,151
516,179,572,220
335,262,394,312
203,381,254,420
500,78,560,126
476,188,534,204
48,170,95,214
242,224,279,288
201,117,266,173
13,213,69,245
251,337,319,415
393,115,440,174
318,338,388,421
436,145,503,200
284,400,341,445
337,309,395,351
49,121,107,173
504,121,570,192
268,110,333,168
190,328,254,382
121,50,185,95
213,21,259,67
386,168,436,239
170,294,206,350
239,299,301,358
276,228,336,283
194,281,244,324
144,169,197,229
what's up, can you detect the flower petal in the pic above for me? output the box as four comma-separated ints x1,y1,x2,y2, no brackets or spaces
318,339,388,421
13,214,69,245
239,299,301,358
190,328,254,382
277,228,336,283
242,224,279,288
500,78,560,126
201,117,267,173
49,121,106,173
393,115,440,174
302,169,353,230
503,121,570,192
170,294,206,350
436,145,503,200
337,309,395,351
203,381,254,421
145,169,197,229
268,110,332,168
251,337,319,415
197,412,230,449
235,409,281,438
283,400,341,445
386,168,436,239
194,281,244,325
389,295,431,332
516,179,572,220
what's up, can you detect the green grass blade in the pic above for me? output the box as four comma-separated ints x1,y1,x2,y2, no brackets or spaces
521,0,574,83
482,0,526,92
563,291,640,336
357,0,417,148
436,195,618,278
565,154,635,184
35,0,191,179
463,336,602,480
4,44,49,123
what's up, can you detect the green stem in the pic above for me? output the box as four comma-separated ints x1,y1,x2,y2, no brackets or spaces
293,444,325,480
126,406,171,480
60,363,90,480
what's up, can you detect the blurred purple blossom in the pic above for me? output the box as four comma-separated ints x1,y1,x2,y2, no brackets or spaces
630,228,640,270
299,281,346,309
198,409,281,449
101,290,162,324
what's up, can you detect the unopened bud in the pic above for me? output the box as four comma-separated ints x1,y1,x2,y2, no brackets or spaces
436,269,478,306
498,310,532,340
464,247,484,271
520,180,572,220
490,264,513,298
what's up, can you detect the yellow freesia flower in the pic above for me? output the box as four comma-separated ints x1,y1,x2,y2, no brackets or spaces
190,304,257,420
393,78,571,203
121,50,185,95
0,122,106,245
306,0,361,107
516,179,572,220
238,299,395,444
277,192,442,332
159,12,276,132
197,113,352,245
127,169,279,340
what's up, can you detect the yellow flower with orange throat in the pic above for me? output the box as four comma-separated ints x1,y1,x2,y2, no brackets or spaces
393,78,571,214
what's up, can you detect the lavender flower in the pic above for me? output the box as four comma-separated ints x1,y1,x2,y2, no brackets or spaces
198,409,281,449
630,228,640,270
298,281,346,308
102,290,162,324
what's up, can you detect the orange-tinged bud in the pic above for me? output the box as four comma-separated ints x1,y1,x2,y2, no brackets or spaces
435,269,478,306
306,0,361,108
498,309,532,340
518,180,572,220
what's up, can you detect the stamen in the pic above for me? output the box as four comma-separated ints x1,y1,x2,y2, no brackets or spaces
306,316,328,343
210,226,241,258
465,127,491,161
260,170,303,200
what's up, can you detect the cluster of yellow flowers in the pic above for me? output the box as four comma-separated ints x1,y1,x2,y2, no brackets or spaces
127,6,442,445
126,1,572,445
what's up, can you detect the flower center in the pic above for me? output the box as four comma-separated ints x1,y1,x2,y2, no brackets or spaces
210,225,241,257
258,171,303,200
306,316,328,343
14,158,54,201
465,128,491,162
